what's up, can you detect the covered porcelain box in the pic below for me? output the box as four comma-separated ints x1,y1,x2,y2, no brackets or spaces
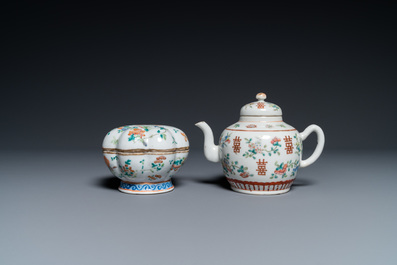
102,125,189,194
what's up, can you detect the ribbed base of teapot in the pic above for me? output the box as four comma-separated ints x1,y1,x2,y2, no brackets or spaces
231,186,290,195
118,180,174,194
227,178,294,195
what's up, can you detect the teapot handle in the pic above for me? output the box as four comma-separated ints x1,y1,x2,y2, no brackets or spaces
299,125,325,168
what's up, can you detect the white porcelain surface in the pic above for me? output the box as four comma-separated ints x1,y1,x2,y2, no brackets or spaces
196,92,325,195
102,125,189,194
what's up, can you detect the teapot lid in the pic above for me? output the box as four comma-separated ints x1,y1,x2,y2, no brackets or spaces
240,93,282,117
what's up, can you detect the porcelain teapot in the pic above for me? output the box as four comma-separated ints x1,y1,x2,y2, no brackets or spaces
196,92,325,195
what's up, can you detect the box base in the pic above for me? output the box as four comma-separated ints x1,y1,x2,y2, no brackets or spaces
118,180,174,195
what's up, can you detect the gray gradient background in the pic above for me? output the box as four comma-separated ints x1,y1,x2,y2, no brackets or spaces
1,2,397,265
2,2,397,151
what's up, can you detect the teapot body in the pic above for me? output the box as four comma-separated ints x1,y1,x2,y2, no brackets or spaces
219,121,302,194
196,92,325,195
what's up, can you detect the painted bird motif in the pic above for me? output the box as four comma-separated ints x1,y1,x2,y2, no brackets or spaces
274,163,288,175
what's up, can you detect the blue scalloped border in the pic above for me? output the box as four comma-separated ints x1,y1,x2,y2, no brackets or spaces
119,181,173,192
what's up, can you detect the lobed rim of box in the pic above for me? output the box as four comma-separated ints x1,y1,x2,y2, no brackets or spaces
103,146,189,155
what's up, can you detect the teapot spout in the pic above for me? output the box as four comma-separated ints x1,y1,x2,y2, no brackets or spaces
195,121,220,163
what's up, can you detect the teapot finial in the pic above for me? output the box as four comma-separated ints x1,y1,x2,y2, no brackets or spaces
256,92,267,101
